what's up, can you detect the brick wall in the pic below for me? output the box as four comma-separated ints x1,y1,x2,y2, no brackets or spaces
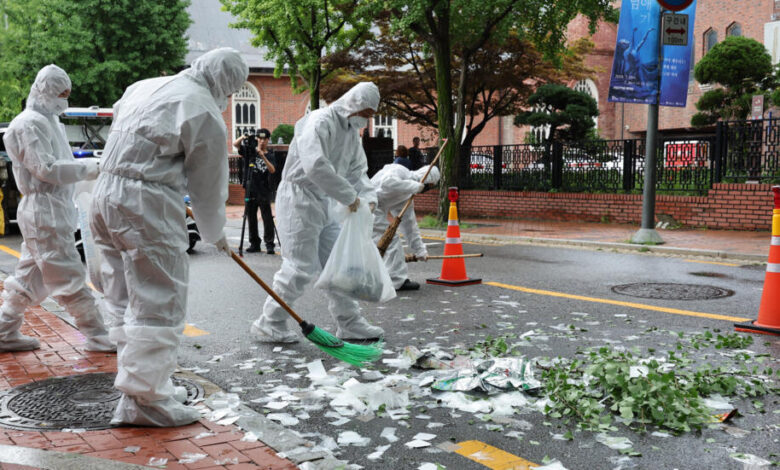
413,183,776,230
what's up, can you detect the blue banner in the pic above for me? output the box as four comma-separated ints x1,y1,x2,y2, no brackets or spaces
607,0,697,107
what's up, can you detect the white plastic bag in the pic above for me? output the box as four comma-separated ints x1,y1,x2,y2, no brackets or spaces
316,202,396,302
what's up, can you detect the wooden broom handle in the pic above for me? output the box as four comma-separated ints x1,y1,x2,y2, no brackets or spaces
186,207,303,324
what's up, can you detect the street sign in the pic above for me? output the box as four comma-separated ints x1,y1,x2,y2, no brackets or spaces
752,95,764,120
657,0,694,11
662,13,688,46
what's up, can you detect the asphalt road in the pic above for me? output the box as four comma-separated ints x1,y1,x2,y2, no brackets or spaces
0,220,778,469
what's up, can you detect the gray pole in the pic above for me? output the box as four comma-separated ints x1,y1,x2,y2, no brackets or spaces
631,9,665,245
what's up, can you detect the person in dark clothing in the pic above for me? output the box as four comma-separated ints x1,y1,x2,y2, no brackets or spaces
233,128,277,254
393,145,412,170
408,136,424,170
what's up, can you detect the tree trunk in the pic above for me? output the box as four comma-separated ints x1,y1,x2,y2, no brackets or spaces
309,69,321,111
431,5,455,223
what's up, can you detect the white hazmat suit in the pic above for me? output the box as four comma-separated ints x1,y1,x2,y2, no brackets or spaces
371,164,440,289
89,48,248,426
252,82,384,343
0,65,112,353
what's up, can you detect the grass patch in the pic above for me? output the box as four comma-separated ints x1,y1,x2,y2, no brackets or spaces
419,215,475,230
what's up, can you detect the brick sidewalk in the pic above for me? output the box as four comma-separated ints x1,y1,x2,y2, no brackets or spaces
0,286,297,470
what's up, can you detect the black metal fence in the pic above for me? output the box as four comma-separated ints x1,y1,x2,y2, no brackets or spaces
416,118,780,195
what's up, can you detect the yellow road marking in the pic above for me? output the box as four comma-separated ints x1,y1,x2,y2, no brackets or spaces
1,244,210,336
684,259,740,267
0,245,21,258
485,281,751,323
183,324,209,337
455,440,539,469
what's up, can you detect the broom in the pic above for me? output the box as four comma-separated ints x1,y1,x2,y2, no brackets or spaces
186,208,383,367
377,138,449,257
405,253,483,262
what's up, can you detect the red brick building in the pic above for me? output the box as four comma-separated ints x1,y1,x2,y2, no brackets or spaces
584,0,780,140
188,0,780,150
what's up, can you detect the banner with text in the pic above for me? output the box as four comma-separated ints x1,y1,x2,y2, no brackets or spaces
607,0,697,107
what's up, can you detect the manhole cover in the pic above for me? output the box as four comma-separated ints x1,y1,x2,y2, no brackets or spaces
0,373,204,431
611,282,734,300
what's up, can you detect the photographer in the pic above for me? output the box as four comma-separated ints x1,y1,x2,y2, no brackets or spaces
233,128,276,254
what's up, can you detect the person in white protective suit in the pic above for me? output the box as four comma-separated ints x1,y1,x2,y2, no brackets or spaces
251,82,385,343
371,163,440,291
89,48,248,426
0,65,113,353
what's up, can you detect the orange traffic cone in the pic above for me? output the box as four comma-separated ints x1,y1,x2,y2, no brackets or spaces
427,187,481,286
735,185,780,336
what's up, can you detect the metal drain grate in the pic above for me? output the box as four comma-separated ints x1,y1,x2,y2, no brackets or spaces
611,282,734,300
0,373,204,431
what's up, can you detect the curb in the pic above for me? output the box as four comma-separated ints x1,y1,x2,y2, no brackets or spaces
419,229,768,263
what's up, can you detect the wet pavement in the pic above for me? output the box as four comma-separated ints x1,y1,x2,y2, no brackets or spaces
0,205,774,469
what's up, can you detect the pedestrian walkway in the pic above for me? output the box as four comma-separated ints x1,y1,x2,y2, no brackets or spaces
226,204,770,262
0,285,298,470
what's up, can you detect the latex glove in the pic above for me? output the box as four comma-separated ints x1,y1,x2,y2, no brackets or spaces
214,233,231,256
348,197,360,212
81,157,100,181
418,253,428,261
415,182,425,194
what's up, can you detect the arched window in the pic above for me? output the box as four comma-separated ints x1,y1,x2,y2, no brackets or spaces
704,29,718,54
573,79,599,129
726,22,742,37
372,114,397,148
232,82,260,139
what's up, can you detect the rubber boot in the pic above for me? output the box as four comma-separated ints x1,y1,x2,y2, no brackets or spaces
111,394,201,427
60,290,116,352
330,294,383,340
0,291,39,351
251,317,298,343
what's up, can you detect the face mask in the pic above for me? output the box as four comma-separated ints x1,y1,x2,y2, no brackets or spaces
349,116,368,129
51,98,68,115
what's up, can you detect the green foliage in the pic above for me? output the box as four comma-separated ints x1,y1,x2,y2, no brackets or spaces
221,0,375,110
0,0,190,118
515,84,598,142
470,334,520,357
383,0,615,221
541,343,776,433
692,36,775,124
271,124,294,144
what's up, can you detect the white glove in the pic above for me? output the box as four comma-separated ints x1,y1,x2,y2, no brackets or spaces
348,197,360,212
81,157,100,181
418,253,428,262
416,183,425,194
214,233,231,256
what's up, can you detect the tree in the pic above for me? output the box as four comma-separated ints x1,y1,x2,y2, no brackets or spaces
515,84,598,143
0,0,190,117
323,21,596,150
380,0,616,217
221,0,375,111
691,36,775,126
271,124,294,144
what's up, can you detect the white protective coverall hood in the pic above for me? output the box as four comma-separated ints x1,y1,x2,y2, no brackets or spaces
252,81,384,342
90,47,248,426
371,164,439,288
0,64,110,353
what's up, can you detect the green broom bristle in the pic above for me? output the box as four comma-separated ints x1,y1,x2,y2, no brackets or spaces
305,325,384,367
